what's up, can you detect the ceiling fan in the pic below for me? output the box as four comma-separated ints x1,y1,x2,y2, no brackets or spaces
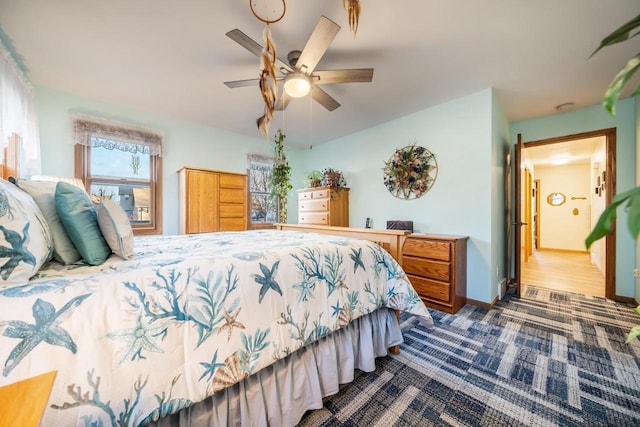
224,15,374,112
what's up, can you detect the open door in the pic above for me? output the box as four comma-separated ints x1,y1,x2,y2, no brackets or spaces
512,134,525,298
512,129,616,300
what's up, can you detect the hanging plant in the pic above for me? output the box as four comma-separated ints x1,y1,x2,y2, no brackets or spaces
268,129,292,223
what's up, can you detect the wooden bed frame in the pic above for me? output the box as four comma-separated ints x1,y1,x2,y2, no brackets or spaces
1,134,19,180
275,223,410,265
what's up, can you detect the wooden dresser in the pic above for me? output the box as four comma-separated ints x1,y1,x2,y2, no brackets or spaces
178,167,247,233
297,186,349,227
402,234,468,314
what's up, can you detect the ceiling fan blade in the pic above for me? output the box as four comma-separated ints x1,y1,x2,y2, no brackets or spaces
314,69,374,85
226,29,262,57
311,86,340,111
224,78,260,88
226,29,293,73
274,94,291,111
225,76,284,88
295,16,340,74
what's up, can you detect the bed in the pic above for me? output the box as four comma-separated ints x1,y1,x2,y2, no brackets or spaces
0,175,433,426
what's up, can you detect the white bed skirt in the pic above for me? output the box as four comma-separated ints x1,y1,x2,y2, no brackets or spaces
150,308,402,427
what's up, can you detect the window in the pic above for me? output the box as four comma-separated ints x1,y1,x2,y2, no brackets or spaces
74,117,162,235
247,154,277,227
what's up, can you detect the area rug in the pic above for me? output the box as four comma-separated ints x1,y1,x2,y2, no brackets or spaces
298,286,640,426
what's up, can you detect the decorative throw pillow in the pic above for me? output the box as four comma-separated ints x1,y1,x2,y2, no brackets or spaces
96,199,134,259
0,178,53,285
16,179,82,265
55,181,111,266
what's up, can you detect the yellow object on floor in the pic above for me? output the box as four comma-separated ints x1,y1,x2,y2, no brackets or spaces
0,371,57,427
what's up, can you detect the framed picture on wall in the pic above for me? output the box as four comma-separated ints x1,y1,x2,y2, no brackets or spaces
602,171,606,183
597,176,601,186
595,187,600,195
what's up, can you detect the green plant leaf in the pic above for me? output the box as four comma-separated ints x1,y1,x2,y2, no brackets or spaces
603,54,640,115
590,14,640,57
628,188,640,239
626,325,640,344
633,306,640,316
585,186,640,249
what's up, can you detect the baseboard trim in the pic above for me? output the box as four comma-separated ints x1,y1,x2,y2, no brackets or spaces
538,247,589,254
615,295,639,306
466,297,497,310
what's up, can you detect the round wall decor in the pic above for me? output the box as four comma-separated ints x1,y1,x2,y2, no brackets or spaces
383,144,438,200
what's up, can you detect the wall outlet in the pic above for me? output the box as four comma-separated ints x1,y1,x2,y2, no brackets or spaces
634,268,640,278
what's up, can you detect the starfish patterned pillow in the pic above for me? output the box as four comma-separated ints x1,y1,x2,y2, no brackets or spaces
0,179,53,286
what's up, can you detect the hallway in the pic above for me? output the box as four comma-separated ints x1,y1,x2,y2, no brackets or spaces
521,249,605,297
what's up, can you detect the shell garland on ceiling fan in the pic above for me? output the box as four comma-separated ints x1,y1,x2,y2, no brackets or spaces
343,0,361,35
250,0,286,136
383,142,438,200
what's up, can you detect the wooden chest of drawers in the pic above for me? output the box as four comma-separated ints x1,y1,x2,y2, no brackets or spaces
402,234,468,314
178,167,247,234
297,187,349,227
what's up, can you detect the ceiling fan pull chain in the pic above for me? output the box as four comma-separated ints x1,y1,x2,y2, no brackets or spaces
281,92,286,131
250,0,286,24
309,91,313,150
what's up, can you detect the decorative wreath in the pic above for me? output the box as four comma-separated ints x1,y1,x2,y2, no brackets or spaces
383,144,438,200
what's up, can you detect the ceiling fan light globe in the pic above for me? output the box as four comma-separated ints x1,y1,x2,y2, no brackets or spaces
284,75,311,97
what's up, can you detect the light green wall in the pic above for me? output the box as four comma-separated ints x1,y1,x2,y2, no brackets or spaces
491,92,511,299
292,89,497,303
511,98,636,298
35,85,305,235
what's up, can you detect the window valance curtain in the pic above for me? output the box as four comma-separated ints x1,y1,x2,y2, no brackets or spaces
247,153,274,171
0,41,41,176
72,115,163,156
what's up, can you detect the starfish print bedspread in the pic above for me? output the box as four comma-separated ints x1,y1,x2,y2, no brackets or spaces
0,230,432,426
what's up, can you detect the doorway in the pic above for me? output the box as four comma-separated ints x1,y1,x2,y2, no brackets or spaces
513,128,616,300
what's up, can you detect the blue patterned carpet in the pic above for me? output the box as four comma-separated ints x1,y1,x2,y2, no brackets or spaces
299,286,640,426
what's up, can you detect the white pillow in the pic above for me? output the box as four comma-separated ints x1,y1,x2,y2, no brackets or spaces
96,198,134,259
0,179,53,285
16,179,82,265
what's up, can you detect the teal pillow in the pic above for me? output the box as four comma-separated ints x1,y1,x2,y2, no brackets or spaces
16,179,82,265
55,181,111,265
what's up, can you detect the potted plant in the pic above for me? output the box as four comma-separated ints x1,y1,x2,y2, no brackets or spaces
305,170,323,188
268,130,292,223
587,14,640,343
322,168,347,188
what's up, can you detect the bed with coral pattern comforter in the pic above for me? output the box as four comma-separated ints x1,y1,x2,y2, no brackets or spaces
0,229,432,426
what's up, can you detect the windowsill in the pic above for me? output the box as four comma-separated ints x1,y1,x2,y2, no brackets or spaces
133,227,163,236
248,223,277,230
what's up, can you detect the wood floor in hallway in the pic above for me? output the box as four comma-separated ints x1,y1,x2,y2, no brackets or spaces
521,249,605,297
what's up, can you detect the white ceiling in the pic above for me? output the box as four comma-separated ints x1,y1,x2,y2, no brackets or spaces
0,0,638,148
525,137,603,167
